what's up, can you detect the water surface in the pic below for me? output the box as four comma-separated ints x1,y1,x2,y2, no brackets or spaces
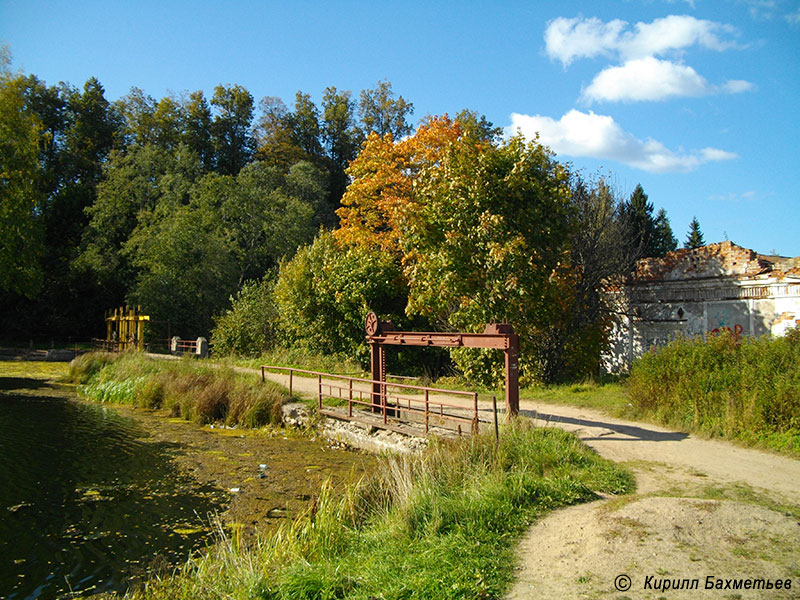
0,369,224,599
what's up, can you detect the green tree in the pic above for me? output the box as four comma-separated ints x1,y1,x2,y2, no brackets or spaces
124,202,238,336
652,208,678,256
619,183,677,261
182,90,215,171
621,183,655,259
274,231,408,363
78,144,203,297
193,160,322,286
211,84,255,175
531,176,633,382
116,88,184,150
253,96,307,170
358,80,414,139
685,216,705,249
321,86,362,205
0,51,45,297
402,132,572,384
289,91,323,159
211,276,279,356
0,69,124,338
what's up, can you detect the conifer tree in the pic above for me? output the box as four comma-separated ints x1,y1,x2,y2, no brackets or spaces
684,216,705,249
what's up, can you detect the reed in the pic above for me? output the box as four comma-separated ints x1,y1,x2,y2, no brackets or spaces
71,353,285,427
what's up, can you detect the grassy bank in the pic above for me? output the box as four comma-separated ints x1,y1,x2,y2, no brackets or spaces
627,330,800,455
127,422,632,600
69,352,286,428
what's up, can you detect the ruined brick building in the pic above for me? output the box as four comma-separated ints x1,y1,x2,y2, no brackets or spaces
603,241,800,373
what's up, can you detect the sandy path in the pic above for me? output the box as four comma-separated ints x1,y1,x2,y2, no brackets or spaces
510,402,800,599
261,370,800,598
517,402,800,501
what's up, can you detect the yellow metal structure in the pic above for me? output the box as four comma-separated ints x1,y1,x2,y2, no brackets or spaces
105,305,150,351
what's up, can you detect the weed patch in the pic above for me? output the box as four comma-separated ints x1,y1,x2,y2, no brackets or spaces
627,330,800,456
74,353,287,428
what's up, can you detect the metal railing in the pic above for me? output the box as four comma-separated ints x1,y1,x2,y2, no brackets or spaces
92,338,124,352
172,339,198,353
260,365,495,437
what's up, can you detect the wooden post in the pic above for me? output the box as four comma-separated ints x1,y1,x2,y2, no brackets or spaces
348,379,353,417
424,389,429,433
472,392,479,435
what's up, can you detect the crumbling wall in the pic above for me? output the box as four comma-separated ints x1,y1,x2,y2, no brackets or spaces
602,242,800,373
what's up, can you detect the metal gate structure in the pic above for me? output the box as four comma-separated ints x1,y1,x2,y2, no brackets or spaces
364,312,520,417
93,305,150,352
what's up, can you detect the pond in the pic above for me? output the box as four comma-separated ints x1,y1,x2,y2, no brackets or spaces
0,361,373,599
0,367,225,599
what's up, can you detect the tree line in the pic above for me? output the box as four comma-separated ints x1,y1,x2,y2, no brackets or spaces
1,47,704,382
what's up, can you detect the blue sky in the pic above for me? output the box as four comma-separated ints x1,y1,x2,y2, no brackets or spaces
2,0,798,255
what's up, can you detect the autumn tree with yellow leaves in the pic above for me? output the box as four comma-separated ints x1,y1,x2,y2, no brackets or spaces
296,113,582,383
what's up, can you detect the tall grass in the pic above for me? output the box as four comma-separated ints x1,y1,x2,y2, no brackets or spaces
627,329,800,454
129,422,633,599
69,353,286,427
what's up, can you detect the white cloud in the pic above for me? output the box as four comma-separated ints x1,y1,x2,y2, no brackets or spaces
582,57,755,102
507,110,738,173
583,57,708,101
621,15,738,59
545,15,740,66
544,16,627,66
721,79,756,93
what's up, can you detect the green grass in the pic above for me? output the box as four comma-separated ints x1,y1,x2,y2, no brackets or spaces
519,380,629,415
235,347,366,377
69,352,287,428
627,330,800,456
127,422,633,600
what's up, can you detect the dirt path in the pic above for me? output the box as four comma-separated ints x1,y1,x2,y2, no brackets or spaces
508,401,800,599
262,371,800,599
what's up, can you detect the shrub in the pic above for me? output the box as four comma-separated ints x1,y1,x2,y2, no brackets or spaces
211,276,280,357
67,352,117,384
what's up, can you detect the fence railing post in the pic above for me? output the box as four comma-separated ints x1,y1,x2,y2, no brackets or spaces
492,396,499,443
318,373,322,410
424,389,429,433
472,392,479,436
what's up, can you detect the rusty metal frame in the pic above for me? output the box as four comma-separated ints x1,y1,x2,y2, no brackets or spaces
364,312,520,417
